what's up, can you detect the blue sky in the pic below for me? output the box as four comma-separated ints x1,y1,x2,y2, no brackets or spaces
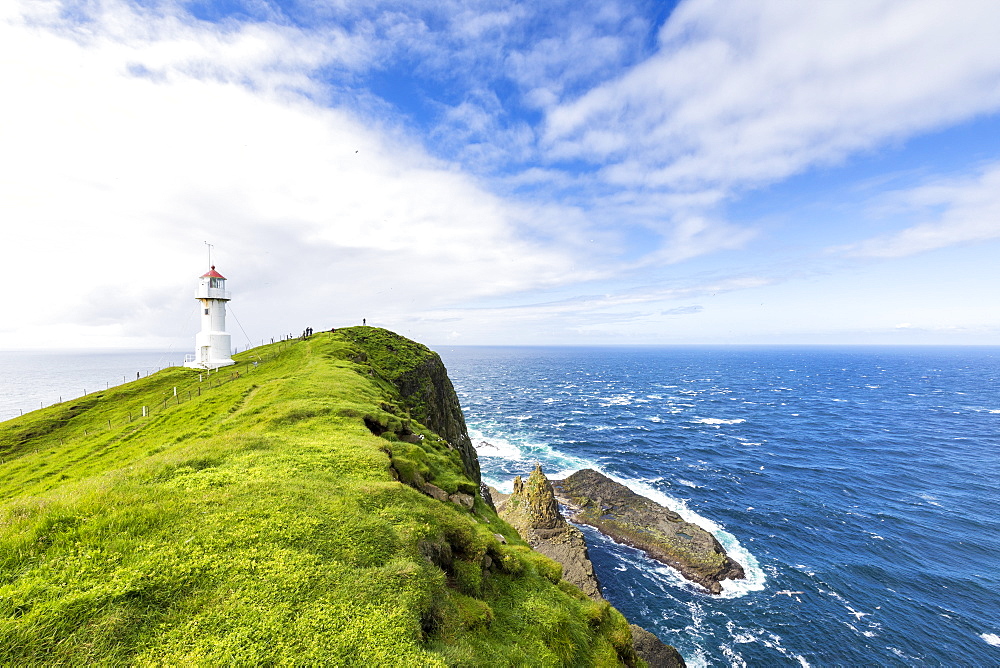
1,0,999,349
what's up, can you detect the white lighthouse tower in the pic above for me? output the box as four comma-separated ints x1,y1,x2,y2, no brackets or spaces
184,266,235,370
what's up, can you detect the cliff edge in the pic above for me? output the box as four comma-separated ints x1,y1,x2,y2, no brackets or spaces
337,326,480,485
0,329,645,666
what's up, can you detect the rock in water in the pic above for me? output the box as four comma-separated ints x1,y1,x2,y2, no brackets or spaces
551,469,744,595
493,464,603,600
629,625,686,668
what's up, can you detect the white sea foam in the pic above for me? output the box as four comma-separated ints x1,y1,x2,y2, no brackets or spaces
676,479,701,489
691,417,746,425
473,436,524,460
918,493,942,507
982,633,1000,646
720,644,748,667
600,395,634,406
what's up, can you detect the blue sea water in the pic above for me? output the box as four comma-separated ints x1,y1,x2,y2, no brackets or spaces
2,346,999,665
436,346,1000,667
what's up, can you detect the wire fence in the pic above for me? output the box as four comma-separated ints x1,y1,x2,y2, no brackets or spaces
10,337,308,435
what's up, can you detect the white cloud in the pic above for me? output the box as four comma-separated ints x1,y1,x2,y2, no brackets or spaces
542,0,1000,192
0,0,597,348
841,163,1000,257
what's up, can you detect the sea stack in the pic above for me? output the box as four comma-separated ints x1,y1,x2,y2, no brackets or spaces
492,463,603,600
184,265,235,370
551,469,745,595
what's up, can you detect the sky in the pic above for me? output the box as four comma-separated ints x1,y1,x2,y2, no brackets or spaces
2,0,999,349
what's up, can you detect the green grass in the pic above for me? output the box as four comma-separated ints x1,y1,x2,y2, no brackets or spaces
0,330,643,666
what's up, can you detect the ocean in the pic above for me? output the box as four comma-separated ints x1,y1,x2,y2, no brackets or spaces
436,345,1000,667
2,346,999,666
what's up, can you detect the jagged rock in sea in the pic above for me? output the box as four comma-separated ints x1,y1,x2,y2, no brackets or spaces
491,463,603,600
551,468,745,595
494,464,687,667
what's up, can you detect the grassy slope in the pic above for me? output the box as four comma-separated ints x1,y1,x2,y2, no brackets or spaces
0,330,640,666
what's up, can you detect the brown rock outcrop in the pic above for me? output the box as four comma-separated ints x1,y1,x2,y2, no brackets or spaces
492,464,603,601
551,469,744,595
629,625,686,668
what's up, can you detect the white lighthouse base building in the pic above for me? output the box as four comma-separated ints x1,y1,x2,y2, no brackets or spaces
184,266,236,370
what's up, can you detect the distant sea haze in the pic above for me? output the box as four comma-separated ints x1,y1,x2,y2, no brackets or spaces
438,345,1000,666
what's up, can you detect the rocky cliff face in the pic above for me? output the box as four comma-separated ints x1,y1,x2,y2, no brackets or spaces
389,354,480,485
629,625,686,668
338,326,480,485
552,469,744,595
492,464,603,600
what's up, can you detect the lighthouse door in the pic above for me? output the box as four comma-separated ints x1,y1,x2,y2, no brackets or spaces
199,346,210,362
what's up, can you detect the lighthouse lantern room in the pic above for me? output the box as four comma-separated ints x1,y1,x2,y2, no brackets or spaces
184,266,235,370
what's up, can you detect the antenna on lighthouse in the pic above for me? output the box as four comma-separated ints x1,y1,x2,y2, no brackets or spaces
205,241,214,267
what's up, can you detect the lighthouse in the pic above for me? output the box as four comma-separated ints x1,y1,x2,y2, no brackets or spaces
183,266,235,370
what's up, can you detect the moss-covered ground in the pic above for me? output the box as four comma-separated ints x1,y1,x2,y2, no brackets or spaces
0,329,641,666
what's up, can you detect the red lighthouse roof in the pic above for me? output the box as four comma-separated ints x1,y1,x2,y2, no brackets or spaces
201,265,226,279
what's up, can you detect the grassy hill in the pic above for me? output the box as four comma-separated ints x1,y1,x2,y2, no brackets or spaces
0,328,643,666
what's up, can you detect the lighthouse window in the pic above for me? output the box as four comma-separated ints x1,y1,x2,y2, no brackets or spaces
210,278,223,288
204,308,210,315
